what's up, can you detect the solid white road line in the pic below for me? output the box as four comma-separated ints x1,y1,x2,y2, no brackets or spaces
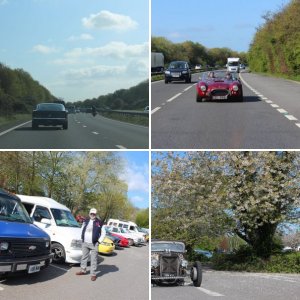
166,92,182,102
151,107,161,114
0,120,31,137
196,287,224,297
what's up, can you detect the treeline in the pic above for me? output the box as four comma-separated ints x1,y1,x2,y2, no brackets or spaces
152,36,248,67
248,0,300,77
0,63,57,116
71,80,148,111
0,151,148,226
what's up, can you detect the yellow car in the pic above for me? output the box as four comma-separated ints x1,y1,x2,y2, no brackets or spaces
98,237,115,255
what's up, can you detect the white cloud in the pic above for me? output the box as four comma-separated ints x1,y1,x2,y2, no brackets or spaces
82,10,138,31
65,41,148,59
120,163,149,194
68,33,94,41
32,44,59,54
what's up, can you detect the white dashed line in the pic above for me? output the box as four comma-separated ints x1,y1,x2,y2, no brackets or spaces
196,287,224,297
167,92,182,102
265,100,273,103
285,115,298,121
92,131,99,135
277,109,288,114
77,122,81,124
151,107,161,114
261,97,269,100
0,286,4,291
271,104,280,108
296,123,300,128
183,86,194,92
116,145,127,149
83,125,87,128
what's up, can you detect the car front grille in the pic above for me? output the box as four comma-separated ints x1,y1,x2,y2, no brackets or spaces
160,255,180,277
211,89,229,96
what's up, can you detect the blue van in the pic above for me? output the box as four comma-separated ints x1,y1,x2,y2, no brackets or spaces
0,189,52,275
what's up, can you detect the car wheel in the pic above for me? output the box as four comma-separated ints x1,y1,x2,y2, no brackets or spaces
51,242,66,264
196,94,203,102
63,122,68,130
191,261,202,287
127,238,134,246
165,79,169,84
32,121,38,129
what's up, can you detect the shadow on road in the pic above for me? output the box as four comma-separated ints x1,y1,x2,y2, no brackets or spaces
200,96,261,103
96,264,119,278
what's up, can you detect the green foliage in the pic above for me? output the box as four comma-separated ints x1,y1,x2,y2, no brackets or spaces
71,80,148,111
0,63,57,116
135,208,149,228
212,249,300,273
152,36,246,66
249,0,300,77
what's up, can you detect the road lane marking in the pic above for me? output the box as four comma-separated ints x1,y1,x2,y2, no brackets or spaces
271,104,279,108
285,115,298,121
166,92,182,102
277,109,288,114
265,100,273,103
92,131,99,135
83,125,87,128
0,286,4,291
116,145,127,149
196,287,224,297
0,120,31,137
261,97,269,100
151,107,161,114
296,123,300,128
183,86,194,92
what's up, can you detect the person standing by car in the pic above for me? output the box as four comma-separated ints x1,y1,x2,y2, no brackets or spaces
76,208,105,281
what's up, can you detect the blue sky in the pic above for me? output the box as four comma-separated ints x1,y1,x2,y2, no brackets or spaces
0,0,149,102
152,0,291,52
119,151,149,209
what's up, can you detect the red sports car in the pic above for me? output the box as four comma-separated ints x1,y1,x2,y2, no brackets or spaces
196,71,243,102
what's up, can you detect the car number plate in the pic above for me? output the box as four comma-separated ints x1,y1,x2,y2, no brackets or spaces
28,264,41,274
212,95,227,100
172,73,180,77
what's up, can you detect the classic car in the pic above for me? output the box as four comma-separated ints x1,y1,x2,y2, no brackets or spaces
103,226,130,247
98,236,115,255
32,103,68,129
107,226,143,246
164,61,192,84
151,240,202,287
196,70,243,102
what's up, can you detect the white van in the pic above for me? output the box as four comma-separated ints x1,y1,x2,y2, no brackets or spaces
18,195,82,264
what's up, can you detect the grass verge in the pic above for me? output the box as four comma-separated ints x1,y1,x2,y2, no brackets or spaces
0,114,31,130
100,112,149,127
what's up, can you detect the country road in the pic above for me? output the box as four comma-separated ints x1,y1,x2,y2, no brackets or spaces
152,269,300,300
0,113,149,149
151,71,300,149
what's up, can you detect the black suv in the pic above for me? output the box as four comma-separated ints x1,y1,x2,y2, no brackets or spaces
164,61,192,83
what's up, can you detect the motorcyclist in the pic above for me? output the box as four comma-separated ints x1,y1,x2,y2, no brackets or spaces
91,105,97,116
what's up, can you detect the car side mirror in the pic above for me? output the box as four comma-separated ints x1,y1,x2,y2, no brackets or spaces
41,218,51,225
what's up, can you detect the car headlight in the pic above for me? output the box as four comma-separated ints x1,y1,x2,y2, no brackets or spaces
101,242,111,246
200,85,207,92
165,70,170,75
232,85,239,91
151,258,159,268
181,259,188,268
0,242,9,251
71,239,82,249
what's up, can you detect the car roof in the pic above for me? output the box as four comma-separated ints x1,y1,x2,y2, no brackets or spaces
17,194,70,211
151,240,185,246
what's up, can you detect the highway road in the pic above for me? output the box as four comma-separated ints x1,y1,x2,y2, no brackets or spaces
152,269,300,300
151,72,300,149
0,244,149,300
0,113,149,149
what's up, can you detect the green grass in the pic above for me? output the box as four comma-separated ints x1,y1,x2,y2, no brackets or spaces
249,70,300,82
0,114,31,129
100,112,149,127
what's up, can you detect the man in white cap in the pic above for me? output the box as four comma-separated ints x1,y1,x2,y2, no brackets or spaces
76,208,105,281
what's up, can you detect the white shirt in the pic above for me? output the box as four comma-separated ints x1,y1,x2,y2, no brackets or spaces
82,219,106,244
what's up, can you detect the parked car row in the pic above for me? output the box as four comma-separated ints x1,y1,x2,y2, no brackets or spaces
0,190,148,278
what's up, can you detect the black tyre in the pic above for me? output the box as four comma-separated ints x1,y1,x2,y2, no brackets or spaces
191,261,202,287
63,122,68,130
196,94,203,102
165,79,169,84
51,242,66,263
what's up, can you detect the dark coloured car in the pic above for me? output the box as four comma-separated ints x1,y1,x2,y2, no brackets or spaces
196,70,243,102
32,103,68,129
151,240,202,287
164,61,191,84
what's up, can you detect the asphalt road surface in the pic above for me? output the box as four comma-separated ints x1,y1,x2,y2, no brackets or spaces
152,269,300,300
0,113,149,149
151,71,300,149
0,244,149,300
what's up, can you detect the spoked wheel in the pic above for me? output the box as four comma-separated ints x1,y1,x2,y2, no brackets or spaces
51,242,66,264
